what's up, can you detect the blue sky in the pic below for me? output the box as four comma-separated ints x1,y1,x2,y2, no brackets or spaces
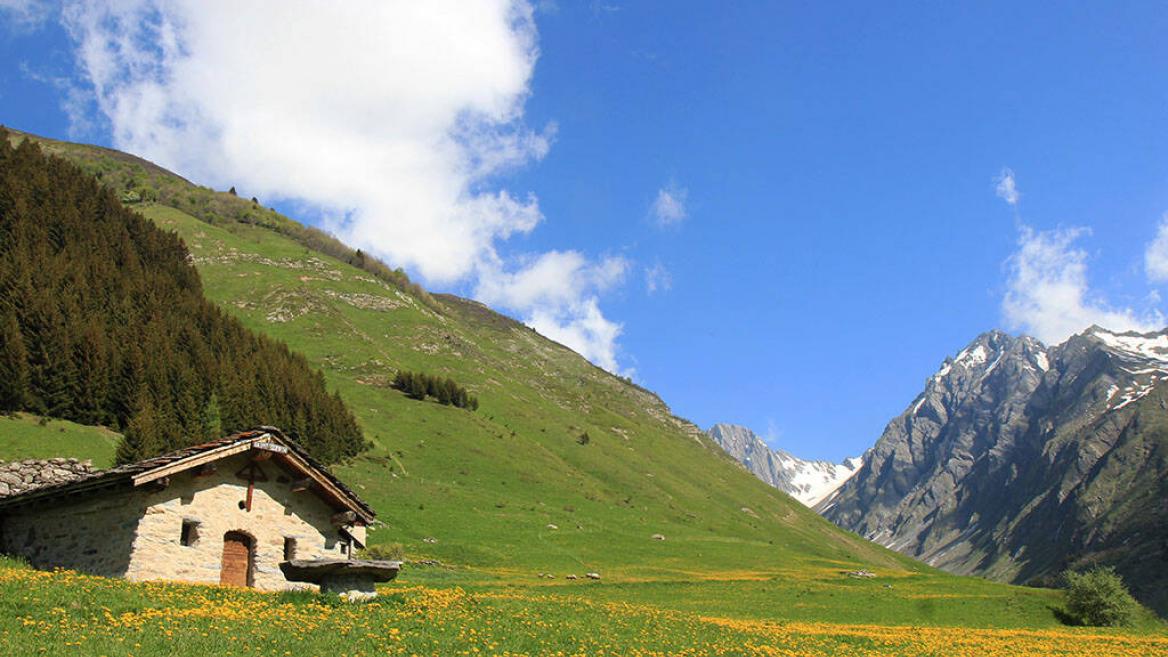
3,2,1168,461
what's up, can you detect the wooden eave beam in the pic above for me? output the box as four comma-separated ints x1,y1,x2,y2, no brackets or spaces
131,440,259,487
272,451,374,524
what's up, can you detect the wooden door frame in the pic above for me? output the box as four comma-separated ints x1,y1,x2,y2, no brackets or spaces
220,530,255,588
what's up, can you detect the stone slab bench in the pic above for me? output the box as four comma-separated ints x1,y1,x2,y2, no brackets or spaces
279,558,402,601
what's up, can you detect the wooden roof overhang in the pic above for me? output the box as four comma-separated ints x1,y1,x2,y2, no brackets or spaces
0,428,376,524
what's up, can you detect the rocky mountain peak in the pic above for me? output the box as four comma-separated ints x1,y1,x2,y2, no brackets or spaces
904,330,1049,426
707,423,862,507
821,324,1168,615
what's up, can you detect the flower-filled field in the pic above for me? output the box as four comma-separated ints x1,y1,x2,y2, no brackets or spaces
2,565,1165,657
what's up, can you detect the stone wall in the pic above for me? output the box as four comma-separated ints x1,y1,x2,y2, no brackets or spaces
1,451,360,591
0,484,143,577
0,458,94,497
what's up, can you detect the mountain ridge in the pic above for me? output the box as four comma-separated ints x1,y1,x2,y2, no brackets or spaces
707,423,862,507
822,325,1168,615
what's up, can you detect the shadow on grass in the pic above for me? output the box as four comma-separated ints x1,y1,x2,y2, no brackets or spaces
274,588,408,608
1048,605,1079,626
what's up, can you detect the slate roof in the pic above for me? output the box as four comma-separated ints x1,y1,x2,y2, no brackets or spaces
0,427,375,521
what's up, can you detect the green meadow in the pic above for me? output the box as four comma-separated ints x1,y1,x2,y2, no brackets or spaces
0,414,118,468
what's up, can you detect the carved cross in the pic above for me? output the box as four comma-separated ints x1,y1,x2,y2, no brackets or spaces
234,462,268,512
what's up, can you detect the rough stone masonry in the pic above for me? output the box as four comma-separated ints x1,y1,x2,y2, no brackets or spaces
0,458,94,497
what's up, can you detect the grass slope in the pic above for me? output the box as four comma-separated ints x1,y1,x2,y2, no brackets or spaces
4,129,1166,639
0,413,119,468
140,201,903,579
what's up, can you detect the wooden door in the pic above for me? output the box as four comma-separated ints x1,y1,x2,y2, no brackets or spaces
220,531,252,587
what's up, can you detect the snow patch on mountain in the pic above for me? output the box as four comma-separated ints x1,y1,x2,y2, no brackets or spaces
1034,351,1050,371
956,344,988,366
1089,326,1168,364
707,423,863,507
1084,326,1168,411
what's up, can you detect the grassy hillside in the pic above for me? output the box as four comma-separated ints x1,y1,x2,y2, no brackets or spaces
4,129,1166,644
137,200,901,579
0,413,118,467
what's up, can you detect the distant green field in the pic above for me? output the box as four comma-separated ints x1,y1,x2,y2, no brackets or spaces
0,413,119,468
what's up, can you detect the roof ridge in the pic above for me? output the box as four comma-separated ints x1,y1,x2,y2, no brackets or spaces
0,427,375,521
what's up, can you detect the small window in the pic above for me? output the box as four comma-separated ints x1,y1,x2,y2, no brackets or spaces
283,537,297,561
339,540,350,556
180,520,199,547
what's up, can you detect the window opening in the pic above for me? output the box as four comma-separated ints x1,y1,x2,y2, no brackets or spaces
180,520,200,547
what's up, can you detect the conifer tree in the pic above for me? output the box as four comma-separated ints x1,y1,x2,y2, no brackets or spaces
117,390,165,464
0,314,29,412
200,391,223,441
436,378,453,405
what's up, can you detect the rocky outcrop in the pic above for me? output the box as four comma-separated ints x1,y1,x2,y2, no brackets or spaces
708,423,862,506
0,458,94,497
821,326,1168,615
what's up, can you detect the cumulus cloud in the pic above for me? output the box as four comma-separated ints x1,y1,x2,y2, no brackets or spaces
651,182,687,226
1144,214,1168,283
50,0,631,372
476,252,628,371
994,168,1020,207
1002,225,1162,343
59,0,546,283
476,251,627,308
644,261,671,294
529,298,625,373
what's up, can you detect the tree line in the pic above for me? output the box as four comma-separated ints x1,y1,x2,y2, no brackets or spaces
392,371,478,410
20,128,440,311
0,132,366,464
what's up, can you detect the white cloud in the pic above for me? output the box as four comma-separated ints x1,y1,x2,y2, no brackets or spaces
476,251,627,309
1144,214,1168,283
1002,225,1162,343
52,0,632,372
60,0,545,283
644,261,671,294
0,0,46,25
651,182,687,226
994,168,1020,207
529,298,625,373
476,252,628,371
